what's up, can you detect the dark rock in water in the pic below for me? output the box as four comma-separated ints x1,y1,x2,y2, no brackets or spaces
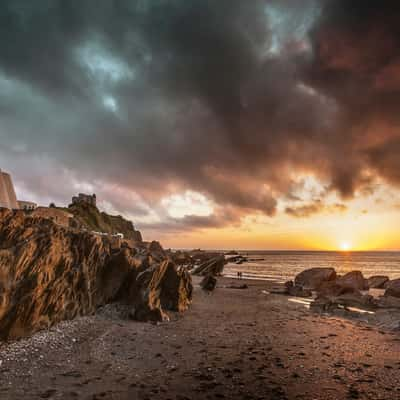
336,271,368,291
0,209,192,340
191,256,225,276
294,268,336,290
367,275,389,289
384,279,400,298
284,281,312,298
226,255,246,263
200,275,217,291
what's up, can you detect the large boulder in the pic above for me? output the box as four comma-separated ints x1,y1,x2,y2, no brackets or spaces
367,275,389,289
376,295,400,309
384,279,400,298
0,209,192,340
283,281,312,298
294,268,336,290
130,260,192,322
200,275,217,292
317,280,359,297
191,256,226,276
311,291,374,312
336,271,368,291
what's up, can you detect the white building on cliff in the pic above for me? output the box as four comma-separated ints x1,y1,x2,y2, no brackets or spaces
0,169,19,209
0,169,37,210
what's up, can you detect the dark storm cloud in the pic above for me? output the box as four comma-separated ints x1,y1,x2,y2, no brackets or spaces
306,0,400,193
1,0,400,232
285,200,347,218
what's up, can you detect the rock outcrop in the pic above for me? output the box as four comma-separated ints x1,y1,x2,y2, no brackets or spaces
66,202,143,241
282,281,312,298
367,275,389,289
336,271,368,291
191,256,226,276
200,275,217,292
0,209,192,340
376,295,400,309
384,279,400,298
294,268,336,290
131,260,192,322
311,291,375,312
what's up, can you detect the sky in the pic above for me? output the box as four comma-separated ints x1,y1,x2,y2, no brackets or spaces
1,0,400,250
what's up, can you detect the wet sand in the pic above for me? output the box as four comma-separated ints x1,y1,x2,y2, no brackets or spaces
1,277,400,400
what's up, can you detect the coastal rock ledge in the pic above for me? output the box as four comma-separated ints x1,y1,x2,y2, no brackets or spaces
0,209,192,340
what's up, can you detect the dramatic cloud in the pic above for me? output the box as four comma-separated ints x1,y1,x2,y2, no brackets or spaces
1,0,400,235
285,200,347,218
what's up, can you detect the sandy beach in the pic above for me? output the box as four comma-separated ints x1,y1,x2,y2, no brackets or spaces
0,277,399,400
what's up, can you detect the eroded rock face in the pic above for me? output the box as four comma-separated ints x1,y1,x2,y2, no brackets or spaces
294,268,336,290
0,209,192,340
200,275,217,292
130,260,192,322
368,275,389,289
191,256,225,276
384,279,400,298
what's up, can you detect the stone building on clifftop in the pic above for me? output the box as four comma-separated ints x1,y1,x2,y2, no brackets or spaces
72,193,97,207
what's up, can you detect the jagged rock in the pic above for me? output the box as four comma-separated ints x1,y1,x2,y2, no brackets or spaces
0,209,192,340
146,240,164,255
294,268,336,290
191,256,225,276
200,275,217,291
384,279,400,298
130,260,192,322
169,250,193,266
336,271,368,291
367,275,389,289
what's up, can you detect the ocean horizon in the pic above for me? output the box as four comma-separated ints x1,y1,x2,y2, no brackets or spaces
223,250,400,282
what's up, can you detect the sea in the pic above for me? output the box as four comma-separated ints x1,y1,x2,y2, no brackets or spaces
223,251,400,283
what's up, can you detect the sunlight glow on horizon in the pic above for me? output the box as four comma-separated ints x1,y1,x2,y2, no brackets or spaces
339,242,351,252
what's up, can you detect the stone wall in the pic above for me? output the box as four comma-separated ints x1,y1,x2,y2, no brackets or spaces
32,207,73,227
18,201,37,211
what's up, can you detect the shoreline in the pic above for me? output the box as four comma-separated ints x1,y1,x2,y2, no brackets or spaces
1,277,400,399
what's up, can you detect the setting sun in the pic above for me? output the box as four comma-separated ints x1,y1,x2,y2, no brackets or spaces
339,242,352,252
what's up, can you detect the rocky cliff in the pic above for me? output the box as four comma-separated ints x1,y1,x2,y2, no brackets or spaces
64,202,142,241
0,209,192,340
